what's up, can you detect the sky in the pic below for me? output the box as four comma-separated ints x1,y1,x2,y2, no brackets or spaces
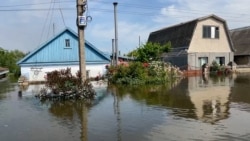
0,0,250,55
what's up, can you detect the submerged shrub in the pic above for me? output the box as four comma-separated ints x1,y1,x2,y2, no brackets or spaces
107,61,182,85
210,61,220,72
38,68,95,100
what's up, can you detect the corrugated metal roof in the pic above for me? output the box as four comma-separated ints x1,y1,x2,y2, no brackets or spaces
230,26,250,56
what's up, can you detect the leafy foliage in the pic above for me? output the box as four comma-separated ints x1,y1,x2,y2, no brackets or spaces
210,61,220,72
107,61,182,85
39,68,95,100
127,42,172,62
0,48,25,77
209,60,231,75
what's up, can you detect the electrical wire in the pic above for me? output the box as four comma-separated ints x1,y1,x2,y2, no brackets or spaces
0,0,248,18
38,0,54,46
47,0,56,39
0,1,74,7
58,0,66,27
0,1,249,24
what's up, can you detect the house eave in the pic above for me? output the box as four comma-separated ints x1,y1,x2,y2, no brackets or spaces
19,61,110,67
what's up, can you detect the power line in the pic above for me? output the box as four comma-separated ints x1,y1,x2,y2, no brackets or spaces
58,0,66,27
0,5,249,19
38,0,54,46
0,8,73,11
0,2,250,23
47,0,56,39
0,7,249,24
0,0,248,17
0,1,74,7
88,0,250,17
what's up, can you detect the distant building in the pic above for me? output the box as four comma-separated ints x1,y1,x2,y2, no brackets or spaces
17,28,110,83
230,26,250,66
148,14,234,72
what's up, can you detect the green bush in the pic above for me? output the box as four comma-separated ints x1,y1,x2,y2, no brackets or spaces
39,68,95,100
209,61,230,73
108,61,181,85
210,61,220,72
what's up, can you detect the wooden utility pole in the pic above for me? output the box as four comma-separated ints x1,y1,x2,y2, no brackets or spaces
77,0,86,83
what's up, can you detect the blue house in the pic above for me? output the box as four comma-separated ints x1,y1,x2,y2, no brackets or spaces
17,28,110,82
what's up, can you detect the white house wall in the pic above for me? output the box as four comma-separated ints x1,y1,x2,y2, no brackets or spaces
21,64,108,82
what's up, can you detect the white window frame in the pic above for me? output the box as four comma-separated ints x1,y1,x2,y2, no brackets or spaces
203,25,219,39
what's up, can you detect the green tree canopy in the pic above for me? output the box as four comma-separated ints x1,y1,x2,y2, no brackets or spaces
127,42,171,62
0,47,25,76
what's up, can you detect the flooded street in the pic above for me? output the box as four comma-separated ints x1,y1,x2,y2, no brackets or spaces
1,74,250,141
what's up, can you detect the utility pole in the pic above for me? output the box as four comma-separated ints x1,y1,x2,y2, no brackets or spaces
77,0,86,83
112,39,115,66
113,2,118,66
139,36,141,47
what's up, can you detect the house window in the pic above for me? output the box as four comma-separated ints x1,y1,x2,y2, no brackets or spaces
65,39,70,47
203,26,219,39
198,57,208,68
216,57,225,66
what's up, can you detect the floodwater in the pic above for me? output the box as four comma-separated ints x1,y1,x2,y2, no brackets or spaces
1,73,250,141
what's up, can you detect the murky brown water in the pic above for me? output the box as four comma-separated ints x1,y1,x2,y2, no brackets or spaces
1,73,250,141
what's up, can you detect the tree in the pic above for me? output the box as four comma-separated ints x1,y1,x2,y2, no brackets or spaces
127,42,171,62
0,48,25,76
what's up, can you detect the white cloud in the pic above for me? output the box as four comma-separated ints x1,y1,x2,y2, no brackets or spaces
154,0,250,29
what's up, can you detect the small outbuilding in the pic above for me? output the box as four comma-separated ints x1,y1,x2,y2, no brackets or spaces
230,26,250,66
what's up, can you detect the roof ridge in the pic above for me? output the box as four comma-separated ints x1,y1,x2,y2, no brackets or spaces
151,14,223,34
230,26,250,32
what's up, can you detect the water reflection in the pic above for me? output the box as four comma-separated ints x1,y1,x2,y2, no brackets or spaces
109,74,233,124
2,73,250,141
39,87,109,141
47,100,89,141
231,73,250,104
0,78,16,100
187,75,232,124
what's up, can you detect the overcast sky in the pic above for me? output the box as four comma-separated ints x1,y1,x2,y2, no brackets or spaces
0,0,250,55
